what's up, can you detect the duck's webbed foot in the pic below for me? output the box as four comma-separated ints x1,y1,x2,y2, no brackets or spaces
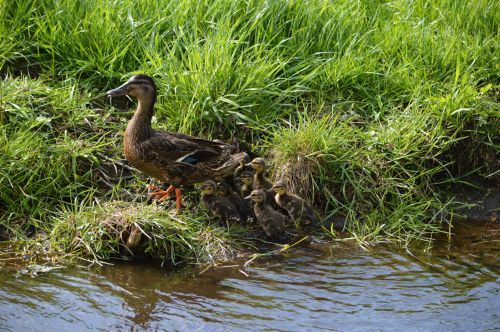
148,185,176,202
148,185,183,214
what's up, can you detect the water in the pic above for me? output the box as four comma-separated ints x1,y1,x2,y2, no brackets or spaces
1,222,499,331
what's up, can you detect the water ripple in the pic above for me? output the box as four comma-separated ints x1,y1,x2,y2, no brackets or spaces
1,228,499,331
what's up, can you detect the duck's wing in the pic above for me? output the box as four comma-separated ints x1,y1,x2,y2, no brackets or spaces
156,159,198,178
166,131,235,150
142,132,230,164
163,132,238,158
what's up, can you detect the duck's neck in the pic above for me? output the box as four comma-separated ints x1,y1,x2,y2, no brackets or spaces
255,171,272,189
254,201,264,212
125,98,154,142
255,171,266,181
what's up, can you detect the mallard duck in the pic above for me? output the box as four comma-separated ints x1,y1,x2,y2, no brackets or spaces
217,181,249,222
237,170,254,198
107,75,247,212
247,189,287,240
272,180,319,229
234,170,255,220
232,156,253,192
246,157,289,212
247,157,273,190
233,155,252,179
200,180,241,225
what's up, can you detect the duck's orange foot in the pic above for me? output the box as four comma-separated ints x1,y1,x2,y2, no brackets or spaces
174,188,182,214
148,185,175,202
147,185,183,214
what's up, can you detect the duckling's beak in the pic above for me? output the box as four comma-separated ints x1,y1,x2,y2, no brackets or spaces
244,195,252,200
106,83,128,97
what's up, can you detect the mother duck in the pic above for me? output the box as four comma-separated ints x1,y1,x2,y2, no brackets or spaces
107,74,247,213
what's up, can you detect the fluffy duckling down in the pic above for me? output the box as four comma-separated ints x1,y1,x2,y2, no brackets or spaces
200,180,241,226
247,157,273,191
247,189,288,240
217,181,250,222
272,180,319,229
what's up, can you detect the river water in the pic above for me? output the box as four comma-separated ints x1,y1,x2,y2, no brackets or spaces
1,222,498,331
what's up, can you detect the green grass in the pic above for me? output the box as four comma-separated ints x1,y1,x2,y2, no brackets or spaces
0,0,498,262
46,201,250,266
266,109,457,246
0,78,107,235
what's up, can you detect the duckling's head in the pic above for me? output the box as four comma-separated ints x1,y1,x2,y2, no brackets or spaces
247,189,266,203
239,154,251,167
272,180,287,195
248,157,266,173
200,180,217,195
217,182,230,196
107,74,156,103
240,171,254,185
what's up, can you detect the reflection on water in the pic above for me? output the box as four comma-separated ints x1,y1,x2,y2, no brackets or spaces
1,222,499,331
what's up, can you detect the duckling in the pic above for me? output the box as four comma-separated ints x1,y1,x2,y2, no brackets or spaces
272,180,319,229
217,180,249,222
106,75,247,213
200,180,241,226
233,154,252,179
248,157,272,191
247,190,288,240
232,170,256,221
246,157,289,213
238,170,254,198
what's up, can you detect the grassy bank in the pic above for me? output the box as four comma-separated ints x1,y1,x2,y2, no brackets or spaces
0,0,498,264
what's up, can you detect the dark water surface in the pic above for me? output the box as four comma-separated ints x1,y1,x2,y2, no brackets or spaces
1,223,499,331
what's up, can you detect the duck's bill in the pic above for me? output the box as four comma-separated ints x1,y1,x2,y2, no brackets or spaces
106,84,127,97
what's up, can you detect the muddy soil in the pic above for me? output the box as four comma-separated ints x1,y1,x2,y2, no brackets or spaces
450,179,499,224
